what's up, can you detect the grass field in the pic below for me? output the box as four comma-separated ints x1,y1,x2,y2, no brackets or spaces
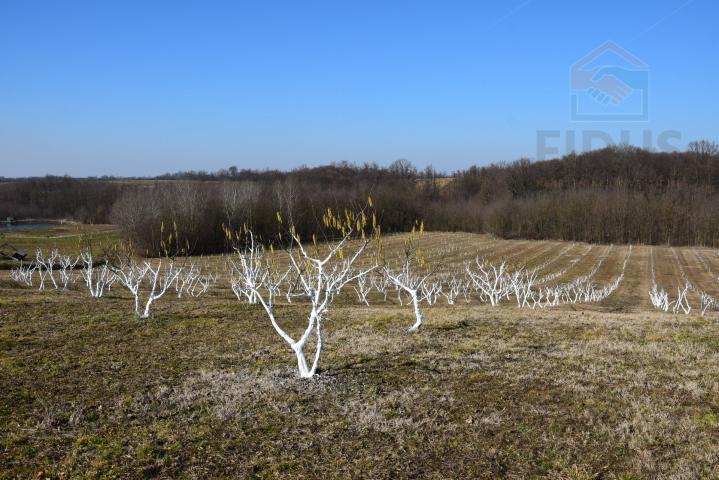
2,228,719,478
0,224,119,270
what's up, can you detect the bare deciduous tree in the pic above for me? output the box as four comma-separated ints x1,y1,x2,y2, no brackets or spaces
113,258,182,318
222,181,260,230
273,179,299,227
109,224,184,318
80,249,115,298
230,205,379,378
383,224,432,332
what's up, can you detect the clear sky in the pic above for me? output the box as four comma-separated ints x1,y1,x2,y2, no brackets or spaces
0,0,717,177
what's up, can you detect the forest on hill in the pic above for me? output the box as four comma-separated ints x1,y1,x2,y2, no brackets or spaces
2,141,719,250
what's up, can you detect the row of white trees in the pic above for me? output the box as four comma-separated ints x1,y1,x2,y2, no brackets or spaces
649,248,691,314
8,211,718,378
10,247,215,318
648,247,719,316
223,217,641,376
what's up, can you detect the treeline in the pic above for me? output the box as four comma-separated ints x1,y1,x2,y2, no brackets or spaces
2,141,719,249
0,177,124,223
485,186,719,245
108,168,431,253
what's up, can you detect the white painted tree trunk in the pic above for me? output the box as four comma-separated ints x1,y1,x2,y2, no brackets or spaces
383,265,428,332
133,290,141,317
408,290,423,332
141,297,155,318
292,328,322,379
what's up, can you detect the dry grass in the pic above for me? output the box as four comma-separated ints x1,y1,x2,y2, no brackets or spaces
2,284,719,478
3,231,719,478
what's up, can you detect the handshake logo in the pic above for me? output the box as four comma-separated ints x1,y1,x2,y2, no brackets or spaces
571,41,649,121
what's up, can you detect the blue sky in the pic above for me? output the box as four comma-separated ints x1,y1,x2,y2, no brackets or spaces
0,0,717,177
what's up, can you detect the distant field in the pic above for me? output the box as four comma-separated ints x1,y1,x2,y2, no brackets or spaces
0,224,119,267
2,229,719,477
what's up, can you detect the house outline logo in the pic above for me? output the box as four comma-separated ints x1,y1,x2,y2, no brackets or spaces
570,41,649,121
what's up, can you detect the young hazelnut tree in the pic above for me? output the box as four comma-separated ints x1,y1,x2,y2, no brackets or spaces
382,222,433,332
109,223,185,319
75,230,117,298
229,204,379,378
79,248,116,298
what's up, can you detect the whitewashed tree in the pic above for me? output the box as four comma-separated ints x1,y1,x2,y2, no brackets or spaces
353,273,372,306
176,263,215,298
465,258,511,306
113,258,182,318
228,230,272,304
509,269,538,308
383,223,433,332
673,283,692,315
109,224,184,318
58,253,78,290
371,271,391,302
420,279,441,305
79,250,116,298
10,261,36,286
439,274,462,305
700,292,718,316
229,205,379,378
35,249,60,290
